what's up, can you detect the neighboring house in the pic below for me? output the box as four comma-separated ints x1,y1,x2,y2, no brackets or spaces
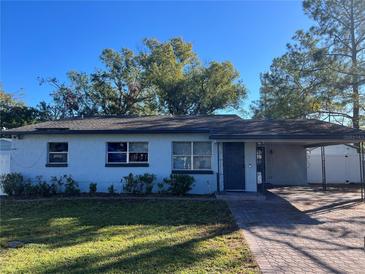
0,138,12,195
0,138,12,175
4,115,365,194
307,145,361,184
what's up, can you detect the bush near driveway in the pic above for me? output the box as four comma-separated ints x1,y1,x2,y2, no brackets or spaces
0,199,258,273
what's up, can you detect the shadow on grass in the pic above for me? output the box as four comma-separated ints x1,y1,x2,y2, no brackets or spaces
0,199,254,273
30,226,232,273
1,199,232,246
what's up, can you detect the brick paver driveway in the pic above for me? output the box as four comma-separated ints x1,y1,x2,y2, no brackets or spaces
227,186,365,274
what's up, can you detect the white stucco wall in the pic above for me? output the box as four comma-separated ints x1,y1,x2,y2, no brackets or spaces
244,142,257,192
0,151,11,176
265,144,308,185
10,134,219,194
1,139,12,151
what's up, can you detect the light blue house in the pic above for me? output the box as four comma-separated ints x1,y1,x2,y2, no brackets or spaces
4,115,365,194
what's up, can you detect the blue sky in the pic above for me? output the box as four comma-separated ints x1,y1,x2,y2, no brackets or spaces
1,0,313,113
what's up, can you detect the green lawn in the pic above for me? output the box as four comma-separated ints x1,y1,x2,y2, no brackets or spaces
0,199,258,273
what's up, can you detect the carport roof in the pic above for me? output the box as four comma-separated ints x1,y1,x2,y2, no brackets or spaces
2,115,365,141
209,119,365,141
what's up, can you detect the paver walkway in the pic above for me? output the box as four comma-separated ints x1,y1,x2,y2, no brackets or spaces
227,187,365,274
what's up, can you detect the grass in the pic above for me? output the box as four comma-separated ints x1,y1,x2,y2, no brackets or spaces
0,199,258,273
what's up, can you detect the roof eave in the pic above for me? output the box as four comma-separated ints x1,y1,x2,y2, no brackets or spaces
2,129,211,135
209,134,365,141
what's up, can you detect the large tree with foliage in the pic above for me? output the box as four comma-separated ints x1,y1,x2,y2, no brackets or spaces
252,31,339,120
0,87,41,129
40,48,156,118
142,38,246,114
91,48,157,115
253,0,365,128
42,37,246,117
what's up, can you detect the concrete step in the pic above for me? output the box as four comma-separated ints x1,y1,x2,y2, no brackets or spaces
216,192,266,201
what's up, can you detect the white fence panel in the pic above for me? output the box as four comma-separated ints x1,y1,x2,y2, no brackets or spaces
307,145,360,184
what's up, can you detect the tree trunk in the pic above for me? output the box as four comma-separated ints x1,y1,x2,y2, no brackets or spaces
350,0,360,129
353,84,360,129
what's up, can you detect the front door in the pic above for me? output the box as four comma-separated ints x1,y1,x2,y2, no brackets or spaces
223,143,245,191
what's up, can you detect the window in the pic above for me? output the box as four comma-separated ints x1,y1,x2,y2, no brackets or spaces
48,142,68,164
172,142,212,170
129,142,148,162
107,142,127,163
107,142,148,164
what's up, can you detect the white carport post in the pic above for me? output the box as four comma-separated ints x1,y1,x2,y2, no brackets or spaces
321,146,327,191
359,142,365,202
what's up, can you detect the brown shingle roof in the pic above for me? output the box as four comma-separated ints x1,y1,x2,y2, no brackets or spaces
210,119,365,140
3,115,365,140
3,115,240,133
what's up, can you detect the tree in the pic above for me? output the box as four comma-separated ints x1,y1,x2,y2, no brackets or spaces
0,87,40,129
36,101,61,121
91,48,157,115
39,71,96,119
304,0,365,128
252,31,340,120
41,48,156,118
42,37,246,117
142,38,246,114
253,0,365,128
187,61,246,114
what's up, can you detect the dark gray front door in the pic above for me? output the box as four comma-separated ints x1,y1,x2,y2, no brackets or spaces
223,143,245,191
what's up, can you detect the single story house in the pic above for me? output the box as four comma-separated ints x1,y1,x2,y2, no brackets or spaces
3,115,365,194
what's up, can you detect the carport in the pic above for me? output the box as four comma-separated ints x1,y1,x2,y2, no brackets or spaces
210,119,365,201
304,141,364,201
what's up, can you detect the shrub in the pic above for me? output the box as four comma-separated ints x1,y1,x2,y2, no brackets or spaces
64,175,80,196
157,182,166,194
123,173,142,194
0,173,24,196
49,175,65,195
23,179,38,197
108,184,115,195
123,173,157,194
35,176,52,197
0,173,82,197
163,174,195,195
137,173,156,194
89,183,97,195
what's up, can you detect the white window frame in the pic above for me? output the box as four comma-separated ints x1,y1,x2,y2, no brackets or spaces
106,142,149,164
48,142,68,164
172,141,212,171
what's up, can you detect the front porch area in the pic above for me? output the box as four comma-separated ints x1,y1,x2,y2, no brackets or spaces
215,140,365,202
216,141,310,193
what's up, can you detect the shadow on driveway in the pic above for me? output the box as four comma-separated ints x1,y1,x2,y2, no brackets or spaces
227,186,365,273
